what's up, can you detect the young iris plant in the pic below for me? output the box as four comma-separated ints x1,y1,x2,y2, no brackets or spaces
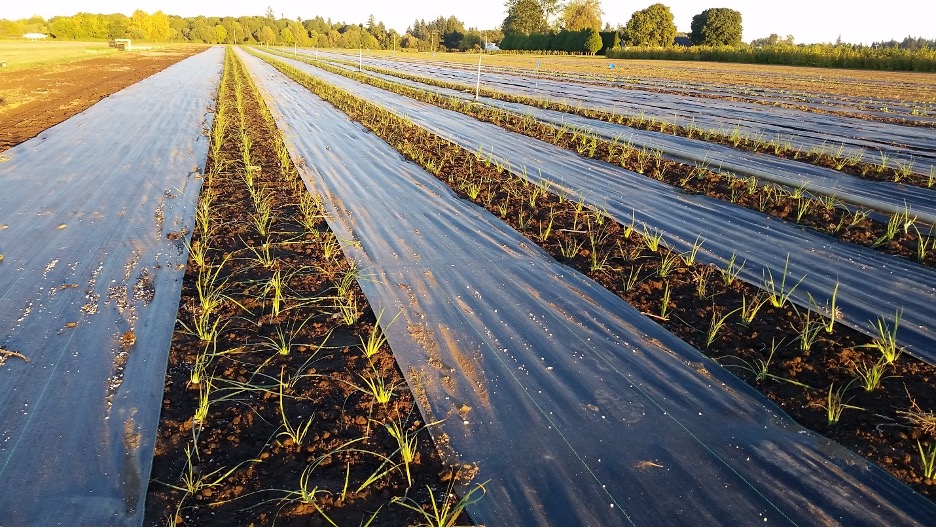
763,254,805,309
706,307,739,348
858,309,904,364
721,252,745,285
358,363,400,404
264,270,286,318
384,417,419,487
919,441,936,479
823,381,863,426
277,370,313,448
360,310,399,359
392,479,488,527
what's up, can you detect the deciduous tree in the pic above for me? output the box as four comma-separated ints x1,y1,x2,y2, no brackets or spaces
0,19,26,39
221,19,243,44
259,25,276,44
149,11,171,41
622,3,676,47
750,33,794,47
126,10,150,40
280,27,294,45
214,24,227,44
49,17,78,39
560,0,603,32
287,20,310,46
689,8,742,46
503,0,548,36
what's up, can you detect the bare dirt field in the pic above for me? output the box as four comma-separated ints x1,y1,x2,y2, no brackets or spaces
0,45,205,152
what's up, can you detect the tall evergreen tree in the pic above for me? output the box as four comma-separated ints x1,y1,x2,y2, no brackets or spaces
584,27,603,54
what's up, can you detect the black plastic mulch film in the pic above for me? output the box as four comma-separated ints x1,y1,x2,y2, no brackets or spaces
240,49,936,525
352,51,936,170
0,48,224,525
259,49,936,366
341,57,936,226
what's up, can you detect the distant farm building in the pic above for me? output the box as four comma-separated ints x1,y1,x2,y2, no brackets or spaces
23,33,48,40
109,39,132,51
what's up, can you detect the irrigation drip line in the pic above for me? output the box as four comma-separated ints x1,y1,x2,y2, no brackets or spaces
254,48,936,366
240,48,936,526
329,51,936,172
0,47,223,525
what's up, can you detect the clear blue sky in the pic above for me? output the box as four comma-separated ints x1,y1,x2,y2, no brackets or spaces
6,0,935,44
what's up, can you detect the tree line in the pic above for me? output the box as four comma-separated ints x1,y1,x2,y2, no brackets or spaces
2,3,933,71
606,43,936,72
499,1,742,53
872,36,936,51
0,9,500,52
497,1,935,70
3,3,931,53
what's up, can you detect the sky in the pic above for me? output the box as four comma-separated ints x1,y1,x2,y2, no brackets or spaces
5,0,935,45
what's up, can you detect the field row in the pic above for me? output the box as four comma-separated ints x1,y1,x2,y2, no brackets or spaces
144,48,469,526
0,47,225,525
259,48,936,363
239,47,936,523
1,46,934,525
306,52,936,261
369,51,936,123
336,51,936,177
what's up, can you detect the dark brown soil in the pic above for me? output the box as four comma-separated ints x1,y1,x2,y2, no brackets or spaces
0,46,205,152
143,50,472,526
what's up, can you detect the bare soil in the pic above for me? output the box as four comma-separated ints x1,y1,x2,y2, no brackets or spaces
0,46,205,152
142,50,470,526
